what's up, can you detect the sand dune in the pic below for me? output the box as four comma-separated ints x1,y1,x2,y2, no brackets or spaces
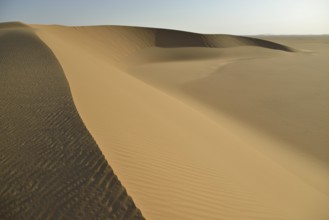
2,21,328,220
31,24,292,67
0,22,144,220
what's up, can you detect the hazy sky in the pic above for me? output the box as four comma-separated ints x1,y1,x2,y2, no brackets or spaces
1,0,328,34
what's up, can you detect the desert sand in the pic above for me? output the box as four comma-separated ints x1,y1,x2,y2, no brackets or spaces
1,21,329,219
0,22,143,220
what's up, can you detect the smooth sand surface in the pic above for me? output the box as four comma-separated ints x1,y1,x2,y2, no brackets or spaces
32,24,329,220
0,23,144,220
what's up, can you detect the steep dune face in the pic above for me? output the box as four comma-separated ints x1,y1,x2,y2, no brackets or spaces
33,24,329,220
154,28,294,52
0,23,144,220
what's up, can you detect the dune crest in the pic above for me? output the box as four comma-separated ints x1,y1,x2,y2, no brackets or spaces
0,21,30,29
31,24,294,67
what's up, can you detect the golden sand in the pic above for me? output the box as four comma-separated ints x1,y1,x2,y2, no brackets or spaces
31,24,329,220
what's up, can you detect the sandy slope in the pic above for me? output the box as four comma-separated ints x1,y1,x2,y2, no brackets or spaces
0,23,144,220
33,24,329,220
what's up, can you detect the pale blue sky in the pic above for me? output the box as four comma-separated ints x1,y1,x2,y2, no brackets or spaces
1,0,328,34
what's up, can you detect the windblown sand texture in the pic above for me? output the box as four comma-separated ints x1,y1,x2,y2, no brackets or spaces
0,23,144,220
1,21,329,220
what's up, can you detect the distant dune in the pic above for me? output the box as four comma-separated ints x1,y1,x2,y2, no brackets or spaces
1,21,329,220
30,24,293,66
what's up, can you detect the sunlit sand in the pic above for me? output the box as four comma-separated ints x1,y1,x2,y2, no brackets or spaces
34,24,329,220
